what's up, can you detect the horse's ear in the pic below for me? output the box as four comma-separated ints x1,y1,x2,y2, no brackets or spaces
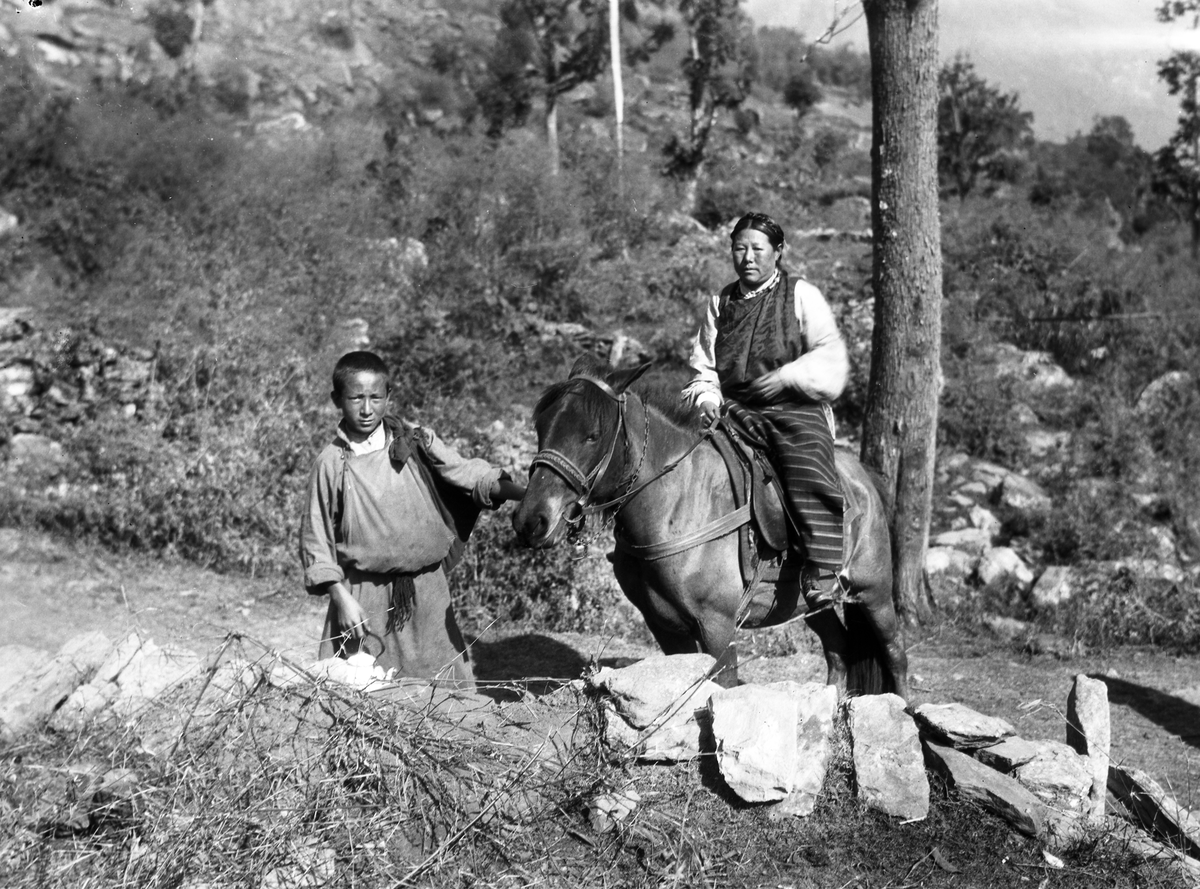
609,361,653,393
568,354,607,379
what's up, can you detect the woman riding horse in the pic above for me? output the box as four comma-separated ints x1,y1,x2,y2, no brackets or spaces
683,211,849,610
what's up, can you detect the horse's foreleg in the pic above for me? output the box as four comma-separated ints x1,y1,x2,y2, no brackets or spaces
804,608,850,695
696,621,739,689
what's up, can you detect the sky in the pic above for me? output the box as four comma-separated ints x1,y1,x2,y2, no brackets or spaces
743,0,1199,150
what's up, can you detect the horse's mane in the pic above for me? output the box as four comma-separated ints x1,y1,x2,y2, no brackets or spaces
532,359,703,433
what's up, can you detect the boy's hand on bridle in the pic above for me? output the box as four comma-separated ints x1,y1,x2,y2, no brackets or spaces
330,583,369,639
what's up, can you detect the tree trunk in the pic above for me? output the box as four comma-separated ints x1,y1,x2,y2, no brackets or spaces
546,95,560,176
860,0,943,626
610,0,624,192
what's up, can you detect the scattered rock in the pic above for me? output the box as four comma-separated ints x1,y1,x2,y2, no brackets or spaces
924,547,978,604
998,473,1053,513
912,702,1015,749
969,505,1002,537
930,527,994,555
261,837,337,889
587,787,641,832
1108,765,1200,860
847,694,929,821
923,741,1047,837
977,546,1035,592
982,615,1031,643
983,343,1076,395
1030,566,1075,609
1135,371,1194,422
1066,674,1110,821
0,207,17,239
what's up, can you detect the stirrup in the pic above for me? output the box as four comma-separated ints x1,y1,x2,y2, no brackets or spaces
801,566,849,617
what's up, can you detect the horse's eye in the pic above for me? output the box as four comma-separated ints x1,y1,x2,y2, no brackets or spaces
585,431,599,443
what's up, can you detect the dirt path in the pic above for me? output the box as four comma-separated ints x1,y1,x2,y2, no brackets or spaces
4,526,1198,812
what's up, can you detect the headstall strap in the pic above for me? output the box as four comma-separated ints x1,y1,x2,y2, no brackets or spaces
529,447,591,494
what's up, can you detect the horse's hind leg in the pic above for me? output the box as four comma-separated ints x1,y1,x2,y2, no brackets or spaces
803,608,849,695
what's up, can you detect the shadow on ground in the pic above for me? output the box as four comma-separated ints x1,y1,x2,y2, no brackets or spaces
469,633,643,698
1095,674,1200,750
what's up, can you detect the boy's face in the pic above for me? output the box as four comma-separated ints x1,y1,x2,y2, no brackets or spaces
332,370,390,443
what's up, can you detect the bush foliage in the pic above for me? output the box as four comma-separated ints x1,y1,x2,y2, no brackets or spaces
2,44,1199,651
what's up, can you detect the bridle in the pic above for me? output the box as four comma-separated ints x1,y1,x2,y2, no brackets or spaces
529,375,645,524
528,375,710,543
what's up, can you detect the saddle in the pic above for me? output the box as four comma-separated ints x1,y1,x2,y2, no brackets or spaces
709,414,861,591
708,417,793,586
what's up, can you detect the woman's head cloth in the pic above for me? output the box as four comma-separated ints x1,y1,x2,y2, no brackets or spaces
730,212,785,249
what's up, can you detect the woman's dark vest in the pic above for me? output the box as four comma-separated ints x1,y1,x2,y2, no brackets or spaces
713,270,806,395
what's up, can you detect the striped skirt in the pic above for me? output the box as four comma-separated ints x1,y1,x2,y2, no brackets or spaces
726,401,844,572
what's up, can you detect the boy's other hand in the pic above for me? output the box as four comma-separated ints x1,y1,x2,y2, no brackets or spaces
494,479,527,503
330,583,369,638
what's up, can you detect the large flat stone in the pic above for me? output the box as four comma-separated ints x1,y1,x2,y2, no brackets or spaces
771,682,838,817
912,702,1015,749
924,741,1047,838
709,685,798,803
590,655,723,762
848,694,929,821
974,736,1042,771
1014,740,1093,815
590,654,719,729
0,631,113,740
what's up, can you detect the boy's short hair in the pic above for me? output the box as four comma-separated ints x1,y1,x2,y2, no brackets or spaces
332,351,390,396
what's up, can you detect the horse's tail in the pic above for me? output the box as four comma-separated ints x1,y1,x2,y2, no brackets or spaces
843,603,891,696
843,459,898,697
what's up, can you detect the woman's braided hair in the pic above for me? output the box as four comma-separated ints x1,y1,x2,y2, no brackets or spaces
730,212,785,249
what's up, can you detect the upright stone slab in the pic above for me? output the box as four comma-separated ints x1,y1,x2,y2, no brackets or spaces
768,682,838,817
847,694,929,821
924,742,1047,837
1065,674,1110,821
709,685,798,803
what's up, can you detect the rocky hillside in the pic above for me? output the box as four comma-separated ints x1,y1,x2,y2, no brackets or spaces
4,0,488,124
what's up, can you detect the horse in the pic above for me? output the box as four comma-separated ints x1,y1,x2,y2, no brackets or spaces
511,357,909,699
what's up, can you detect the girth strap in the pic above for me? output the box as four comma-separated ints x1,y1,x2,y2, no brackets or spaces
614,504,751,561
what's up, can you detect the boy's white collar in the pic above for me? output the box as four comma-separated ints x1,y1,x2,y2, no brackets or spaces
342,422,388,455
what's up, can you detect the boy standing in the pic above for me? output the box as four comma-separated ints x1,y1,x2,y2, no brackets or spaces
299,351,523,686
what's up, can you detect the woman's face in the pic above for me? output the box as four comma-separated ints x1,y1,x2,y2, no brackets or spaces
731,228,782,289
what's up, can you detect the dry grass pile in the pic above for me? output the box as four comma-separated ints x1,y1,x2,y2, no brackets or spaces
0,636,622,888
0,636,1192,889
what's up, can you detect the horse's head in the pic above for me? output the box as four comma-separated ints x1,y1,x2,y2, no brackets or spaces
512,356,652,548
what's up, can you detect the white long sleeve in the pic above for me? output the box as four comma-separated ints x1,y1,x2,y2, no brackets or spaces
681,279,849,408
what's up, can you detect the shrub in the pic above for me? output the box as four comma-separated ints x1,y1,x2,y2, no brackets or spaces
147,2,195,59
